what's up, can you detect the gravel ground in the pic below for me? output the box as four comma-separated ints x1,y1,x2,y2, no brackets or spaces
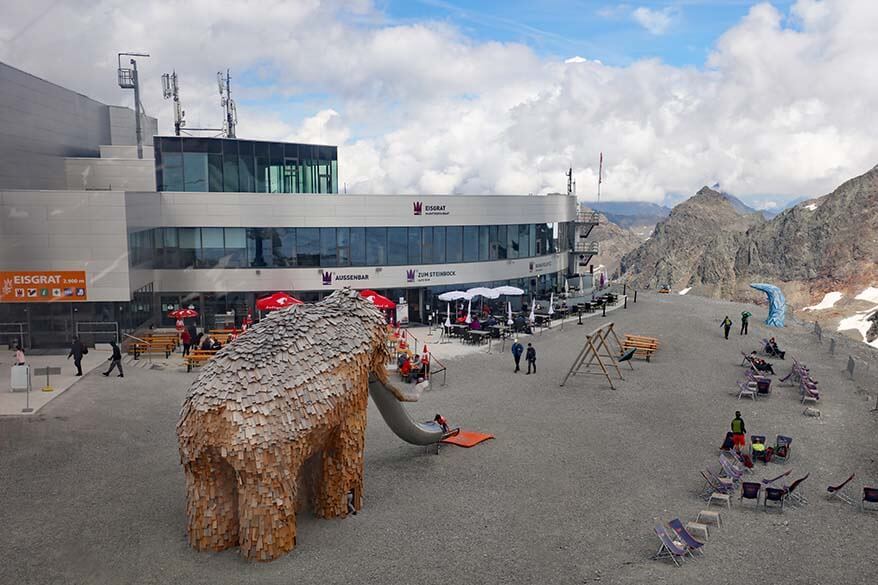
1,293,876,585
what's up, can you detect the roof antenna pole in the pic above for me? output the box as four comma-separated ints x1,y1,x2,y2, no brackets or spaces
117,52,150,158
218,69,237,138
597,152,603,204
161,71,185,136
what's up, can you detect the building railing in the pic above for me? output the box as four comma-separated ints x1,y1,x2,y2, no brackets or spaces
75,321,119,345
576,211,600,225
575,241,600,254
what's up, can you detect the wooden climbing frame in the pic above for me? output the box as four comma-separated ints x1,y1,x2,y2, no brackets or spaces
559,321,631,390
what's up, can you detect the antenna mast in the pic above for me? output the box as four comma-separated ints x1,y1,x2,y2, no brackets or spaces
117,52,150,159
161,71,185,136
217,69,237,138
566,167,574,196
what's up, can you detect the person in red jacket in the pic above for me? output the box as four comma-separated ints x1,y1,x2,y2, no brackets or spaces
181,328,192,356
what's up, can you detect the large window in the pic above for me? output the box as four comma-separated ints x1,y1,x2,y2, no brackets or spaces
366,227,387,266
297,228,320,267
155,137,338,193
387,228,407,266
144,222,560,269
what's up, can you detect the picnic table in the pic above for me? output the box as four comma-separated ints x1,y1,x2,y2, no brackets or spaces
466,330,491,345
447,324,468,338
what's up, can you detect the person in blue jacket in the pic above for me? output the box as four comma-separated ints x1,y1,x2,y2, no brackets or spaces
511,338,524,373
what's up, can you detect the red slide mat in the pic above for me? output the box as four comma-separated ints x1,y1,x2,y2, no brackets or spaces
441,430,494,448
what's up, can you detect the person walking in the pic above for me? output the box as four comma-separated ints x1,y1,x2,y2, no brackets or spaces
103,341,124,378
730,411,747,452
181,328,192,357
740,310,751,335
511,338,524,373
67,336,87,376
525,343,537,374
720,316,733,340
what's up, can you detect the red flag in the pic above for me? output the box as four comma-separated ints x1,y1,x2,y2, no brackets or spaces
599,152,603,185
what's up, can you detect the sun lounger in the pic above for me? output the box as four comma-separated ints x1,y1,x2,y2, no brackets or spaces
785,474,809,507
827,474,856,504
653,526,692,567
668,519,705,556
740,482,762,508
762,469,792,486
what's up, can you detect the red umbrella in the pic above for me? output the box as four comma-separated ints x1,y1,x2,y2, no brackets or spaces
168,308,199,319
256,292,303,311
359,289,396,309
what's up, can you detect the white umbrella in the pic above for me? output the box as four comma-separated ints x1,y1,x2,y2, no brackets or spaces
465,299,472,324
439,290,470,301
491,285,524,296
579,273,584,292
564,279,569,295
507,301,513,325
444,302,451,327
529,299,536,324
466,287,500,299
548,292,555,315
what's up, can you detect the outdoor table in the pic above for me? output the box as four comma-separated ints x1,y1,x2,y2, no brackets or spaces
449,324,468,338
468,330,491,345
534,313,552,327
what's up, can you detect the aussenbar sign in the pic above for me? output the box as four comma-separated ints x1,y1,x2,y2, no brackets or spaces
0,271,88,302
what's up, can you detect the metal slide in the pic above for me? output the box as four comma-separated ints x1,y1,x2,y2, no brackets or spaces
368,377,457,446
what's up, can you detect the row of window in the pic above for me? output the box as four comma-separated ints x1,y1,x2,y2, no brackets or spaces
154,137,338,194
128,224,564,269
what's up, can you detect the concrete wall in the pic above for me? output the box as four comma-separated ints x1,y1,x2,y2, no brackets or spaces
0,190,131,301
108,106,158,147
65,158,156,191
0,62,110,190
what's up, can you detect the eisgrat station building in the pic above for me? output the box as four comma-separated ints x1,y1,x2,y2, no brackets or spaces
0,61,598,348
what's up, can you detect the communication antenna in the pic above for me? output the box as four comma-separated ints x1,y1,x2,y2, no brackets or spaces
217,69,237,138
161,71,185,136
566,167,574,196
117,52,150,159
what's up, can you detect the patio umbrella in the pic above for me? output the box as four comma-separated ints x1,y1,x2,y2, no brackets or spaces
491,285,524,296
444,302,451,327
579,273,584,292
359,289,396,309
548,292,555,316
168,308,198,319
438,290,471,301
465,299,472,324
256,292,303,311
466,287,500,299
507,301,513,325
564,279,569,295
529,299,536,324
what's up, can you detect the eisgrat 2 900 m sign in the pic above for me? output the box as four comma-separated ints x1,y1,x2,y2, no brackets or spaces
0,270,88,302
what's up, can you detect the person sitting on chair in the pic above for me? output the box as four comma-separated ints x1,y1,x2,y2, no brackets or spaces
484,315,498,327
400,356,412,381
411,354,423,380
750,354,776,375
768,337,785,359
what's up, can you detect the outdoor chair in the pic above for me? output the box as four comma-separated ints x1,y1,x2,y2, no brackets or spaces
701,471,735,500
740,482,762,508
785,474,809,507
653,526,692,567
725,449,754,472
862,487,878,512
764,487,787,512
827,474,856,504
668,519,705,556
719,457,744,484
774,435,792,464
737,380,758,401
762,469,792,487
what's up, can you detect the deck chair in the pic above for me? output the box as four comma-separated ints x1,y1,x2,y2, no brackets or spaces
740,481,762,508
701,471,735,499
725,449,753,472
737,380,758,401
785,474,810,507
719,457,745,484
862,487,878,512
668,519,705,556
774,435,792,464
653,526,692,567
764,487,786,512
762,469,792,486
827,474,856,504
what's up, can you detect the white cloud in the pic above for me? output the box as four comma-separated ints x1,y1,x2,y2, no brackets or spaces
631,7,675,35
1,0,878,203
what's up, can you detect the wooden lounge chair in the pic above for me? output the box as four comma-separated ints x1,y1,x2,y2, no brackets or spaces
827,474,856,504
668,519,705,556
653,526,692,567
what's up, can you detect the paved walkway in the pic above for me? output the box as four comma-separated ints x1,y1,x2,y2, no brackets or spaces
0,347,111,416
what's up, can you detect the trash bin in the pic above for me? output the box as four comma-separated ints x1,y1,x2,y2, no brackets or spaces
11,364,30,393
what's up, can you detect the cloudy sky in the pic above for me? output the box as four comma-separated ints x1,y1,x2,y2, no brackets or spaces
1,0,877,208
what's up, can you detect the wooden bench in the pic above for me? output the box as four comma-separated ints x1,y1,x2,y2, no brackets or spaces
622,334,660,361
128,335,178,359
184,349,219,372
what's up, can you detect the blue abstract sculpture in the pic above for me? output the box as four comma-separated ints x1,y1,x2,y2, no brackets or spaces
750,283,786,327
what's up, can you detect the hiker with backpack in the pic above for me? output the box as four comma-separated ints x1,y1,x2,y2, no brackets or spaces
720,316,733,340
741,310,752,335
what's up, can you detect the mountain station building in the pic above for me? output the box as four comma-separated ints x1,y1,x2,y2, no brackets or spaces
0,61,599,348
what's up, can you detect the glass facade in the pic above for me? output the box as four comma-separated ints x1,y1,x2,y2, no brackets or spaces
154,137,338,194
130,222,565,270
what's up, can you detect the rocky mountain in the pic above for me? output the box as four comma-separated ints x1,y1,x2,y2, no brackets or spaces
618,187,765,295
619,165,878,345
581,211,643,279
